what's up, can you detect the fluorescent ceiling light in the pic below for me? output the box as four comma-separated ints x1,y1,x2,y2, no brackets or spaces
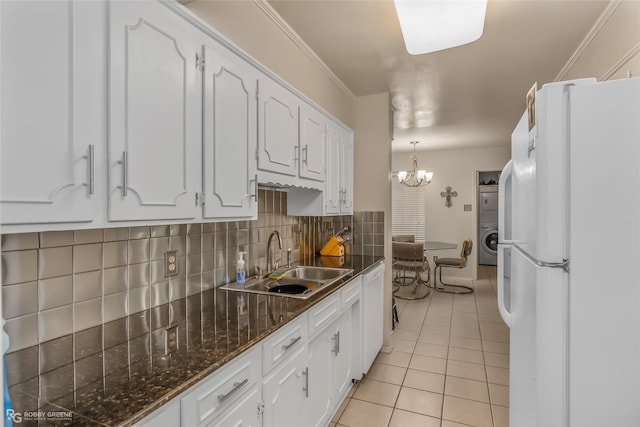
394,0,487,55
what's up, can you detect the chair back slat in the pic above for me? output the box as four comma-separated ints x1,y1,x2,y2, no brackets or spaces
392,241,424,261
392,235,415,243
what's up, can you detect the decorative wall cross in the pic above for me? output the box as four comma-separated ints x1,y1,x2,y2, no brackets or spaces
440,186,458,208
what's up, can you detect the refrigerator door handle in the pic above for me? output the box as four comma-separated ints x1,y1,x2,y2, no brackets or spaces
497,245,511,327
498,160,513,244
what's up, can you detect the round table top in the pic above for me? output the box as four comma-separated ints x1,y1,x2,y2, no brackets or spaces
424,241,458,250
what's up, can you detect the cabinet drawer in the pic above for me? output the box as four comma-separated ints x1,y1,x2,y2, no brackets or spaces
181,346,260,427
307,293,339,337
341,277,362,310
262,316,307,375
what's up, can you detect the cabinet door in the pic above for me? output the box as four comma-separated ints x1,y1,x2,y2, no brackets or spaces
334,310,354,399
207,385,261,427
202,43,258,220
340,129,354,214
362,264,385,373
307,326,336,427
135,399,180,427
109,1,200,221
324,123,341,215
257,77,299,176
299,105,326,181
1,0,103,226
262,345,308,427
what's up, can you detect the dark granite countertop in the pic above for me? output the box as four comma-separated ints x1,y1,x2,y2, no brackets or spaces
6,255,384,426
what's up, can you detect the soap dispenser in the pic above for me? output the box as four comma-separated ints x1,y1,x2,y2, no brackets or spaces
237,252,246,285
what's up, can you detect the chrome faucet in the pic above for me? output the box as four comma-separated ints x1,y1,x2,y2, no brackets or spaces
266,230,283,273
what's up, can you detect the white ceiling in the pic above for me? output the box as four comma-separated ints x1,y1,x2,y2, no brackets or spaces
267,0,610,152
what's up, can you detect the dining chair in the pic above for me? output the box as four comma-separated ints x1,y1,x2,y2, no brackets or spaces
433,239,474,294
392,241,431,300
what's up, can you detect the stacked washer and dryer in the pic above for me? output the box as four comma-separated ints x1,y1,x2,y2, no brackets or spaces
478,172,500,265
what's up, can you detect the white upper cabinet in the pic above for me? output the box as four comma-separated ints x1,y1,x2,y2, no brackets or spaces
2,0,352,230
339,128,354,214
324,123,342,215
257,77,299,179
286,120,354,216
108,1,201,222
202,42,258,220
0,0,105,228
298,104,326,182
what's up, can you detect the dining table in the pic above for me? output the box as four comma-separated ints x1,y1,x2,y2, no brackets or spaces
424,241,458,251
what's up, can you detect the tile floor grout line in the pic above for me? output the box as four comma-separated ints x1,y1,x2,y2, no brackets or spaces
336,266,506,427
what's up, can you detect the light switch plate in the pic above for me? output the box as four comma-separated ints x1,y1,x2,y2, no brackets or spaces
165,324,178,355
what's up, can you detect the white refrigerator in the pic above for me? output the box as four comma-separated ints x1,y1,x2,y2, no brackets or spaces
498,77,640,427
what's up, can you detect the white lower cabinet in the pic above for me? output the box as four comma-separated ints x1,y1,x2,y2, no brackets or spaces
208,384,261,427
135,399,180,427
262,344,308,427
137,274,368,427
362,263,385,373
181,347,262,427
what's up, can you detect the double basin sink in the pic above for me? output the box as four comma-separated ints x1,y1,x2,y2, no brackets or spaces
220,266,353,299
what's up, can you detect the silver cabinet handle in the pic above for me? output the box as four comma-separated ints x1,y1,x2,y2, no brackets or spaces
250,174,258,201
336,330,340,355
217,378,249,404
282,336,301,352
117,151,128,197
302,144,308,165
84,145,95,195
302,367,309,397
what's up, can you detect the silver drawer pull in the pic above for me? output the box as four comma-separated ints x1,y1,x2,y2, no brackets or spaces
302,367,309,397
217,378,249,404
282,336,301,352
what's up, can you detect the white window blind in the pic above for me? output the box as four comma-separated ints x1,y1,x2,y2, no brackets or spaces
392,180,426,243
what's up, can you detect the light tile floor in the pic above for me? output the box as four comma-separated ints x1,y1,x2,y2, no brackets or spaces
331,266,508,427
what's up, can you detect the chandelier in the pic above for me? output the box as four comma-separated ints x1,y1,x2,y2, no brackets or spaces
397,141,433,187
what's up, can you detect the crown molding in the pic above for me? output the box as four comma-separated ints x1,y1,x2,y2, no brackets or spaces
253,0,357,102
600,41,640,80
555,0,623,81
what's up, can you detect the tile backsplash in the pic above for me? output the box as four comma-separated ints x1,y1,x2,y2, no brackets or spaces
1,190,380,353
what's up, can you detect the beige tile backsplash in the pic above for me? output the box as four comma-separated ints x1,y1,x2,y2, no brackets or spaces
1,189,381,353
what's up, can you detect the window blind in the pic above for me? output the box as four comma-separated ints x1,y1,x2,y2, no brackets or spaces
391,180,426,243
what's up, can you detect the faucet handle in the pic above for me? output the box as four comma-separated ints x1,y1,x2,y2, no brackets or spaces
254,264,263,277
274,259,281,270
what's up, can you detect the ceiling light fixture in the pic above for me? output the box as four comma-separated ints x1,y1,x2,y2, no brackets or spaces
397,141,433,187
394,0,488,55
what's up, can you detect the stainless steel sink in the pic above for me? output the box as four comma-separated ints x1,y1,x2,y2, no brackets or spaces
220,266,353,299
283,266,351,281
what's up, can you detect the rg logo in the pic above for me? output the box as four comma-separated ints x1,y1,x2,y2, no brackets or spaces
6,409,22,423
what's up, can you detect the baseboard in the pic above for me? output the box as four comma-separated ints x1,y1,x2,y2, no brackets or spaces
380,345,394,354
440,276,474,286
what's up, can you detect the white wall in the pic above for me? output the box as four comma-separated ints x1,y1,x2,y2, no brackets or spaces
393,146,511,281
353,93,393,349
557,0,640,81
